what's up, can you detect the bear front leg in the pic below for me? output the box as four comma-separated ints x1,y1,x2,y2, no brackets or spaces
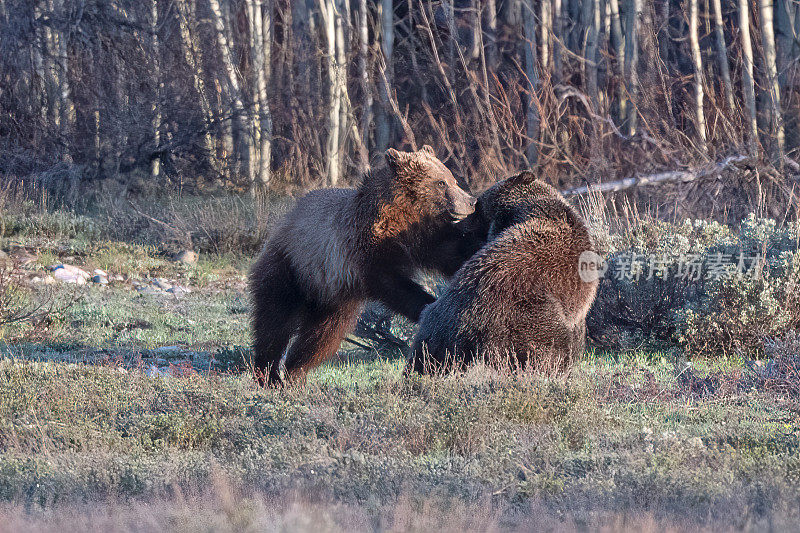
368,274,435,323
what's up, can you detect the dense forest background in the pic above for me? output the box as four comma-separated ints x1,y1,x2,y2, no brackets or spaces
1,0,799,218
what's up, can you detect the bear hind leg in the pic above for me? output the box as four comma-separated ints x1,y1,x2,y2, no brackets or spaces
281,300,362,384
250,251,305,386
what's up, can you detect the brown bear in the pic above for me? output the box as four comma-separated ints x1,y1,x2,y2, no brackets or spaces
407,171,601,374
249,146,478,385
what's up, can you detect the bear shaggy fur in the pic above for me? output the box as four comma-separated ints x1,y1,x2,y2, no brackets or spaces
249,146,477,385
407,171,600,374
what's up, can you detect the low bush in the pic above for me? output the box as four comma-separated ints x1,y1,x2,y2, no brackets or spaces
589,215,799,358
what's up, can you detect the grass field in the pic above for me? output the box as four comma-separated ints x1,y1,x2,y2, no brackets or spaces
1,202,799,532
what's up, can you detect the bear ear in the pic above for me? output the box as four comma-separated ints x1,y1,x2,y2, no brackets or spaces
420,145,436,156
506,170,538,186
385,148,411,171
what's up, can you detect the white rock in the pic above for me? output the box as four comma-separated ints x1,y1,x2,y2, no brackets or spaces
52,264,90,284
92,275,109,285
93,269,108,277
175,250,199,265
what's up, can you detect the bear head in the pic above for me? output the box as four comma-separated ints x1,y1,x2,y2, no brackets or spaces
383,145,476,224
463,171,573,241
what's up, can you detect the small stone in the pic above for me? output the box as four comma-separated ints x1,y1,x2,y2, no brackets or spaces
166,286,191,295
175,250,198,265
93,269,108,277
136,285,165,296
152,278,172,291
92,275,109,285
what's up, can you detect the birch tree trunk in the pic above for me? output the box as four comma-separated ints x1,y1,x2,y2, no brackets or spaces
710,0,735,110
248,0,273,189
523,0,539,164
775,0,793,89
176,0,223,177
759,0,785,157
32,1,47,124
608,0,626,124
376,0,393,152
501,0,521,27
739,0,759,153
150,0,162,179
623,0,640,136
318,0,350,186
357,0,372,171
484,0,498,70
209,0,252,182
689,0,707,151
334,0,351,177
540,0,551,73
55,0,73,142
583,0,600,109
552,0,563,83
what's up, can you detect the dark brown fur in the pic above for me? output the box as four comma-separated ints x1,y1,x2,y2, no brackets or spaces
407,171,600,374
250,146,477,385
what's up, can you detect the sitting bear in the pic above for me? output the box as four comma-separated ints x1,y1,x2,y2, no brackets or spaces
407,171,601,374
249,146,478,385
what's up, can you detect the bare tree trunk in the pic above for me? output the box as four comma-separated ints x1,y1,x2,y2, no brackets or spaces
552,0,562,83
484,0,499,69
759,0,785,158
209,0,252,182
689,0,707,152
293,0,313,92
334,0,351,177
583,0,600,109
176,0,222,178
540,0,551,73
776,0,798,148
248,0,273,189
501,0,522,27
376,0,393,152
54,0,73,141
710,0,735,111
357,0,372,171
739,0,759,153
623,0,640,136
150,0,162,179
318,0,350,186
775,0,793,88
608,0,626,124
523,0,539,164
32,1,47,124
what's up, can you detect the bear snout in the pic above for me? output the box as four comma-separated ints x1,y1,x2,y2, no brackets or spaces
448,187,477,220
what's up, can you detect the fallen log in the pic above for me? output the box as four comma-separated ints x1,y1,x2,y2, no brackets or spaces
562,154,751,196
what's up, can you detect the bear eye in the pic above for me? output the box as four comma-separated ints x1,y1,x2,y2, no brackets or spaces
436,180,447,189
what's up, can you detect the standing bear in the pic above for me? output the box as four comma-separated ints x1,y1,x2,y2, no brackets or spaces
407,171,601,374
249,146,478,385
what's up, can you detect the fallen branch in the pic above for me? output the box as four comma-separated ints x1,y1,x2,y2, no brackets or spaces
562,154,751,196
